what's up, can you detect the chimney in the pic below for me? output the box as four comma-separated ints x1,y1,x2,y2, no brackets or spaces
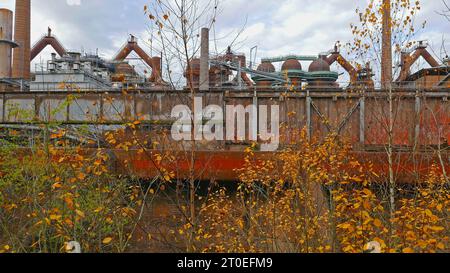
0,9,16,78
199,28,209,91
381,0,392,87
12,0,31,80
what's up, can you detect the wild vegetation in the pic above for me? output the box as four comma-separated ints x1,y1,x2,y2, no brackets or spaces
0,128,448,253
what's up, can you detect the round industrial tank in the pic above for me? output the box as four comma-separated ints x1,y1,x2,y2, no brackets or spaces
255,61,276,88
281,58,302,87
308,57,330,72
281,58,302,71
257,61,275,73
0,9,14,78
307,56,338,88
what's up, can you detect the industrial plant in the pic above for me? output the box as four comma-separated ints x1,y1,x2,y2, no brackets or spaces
0,0,448,182
0,0,449,256
1,1,449,92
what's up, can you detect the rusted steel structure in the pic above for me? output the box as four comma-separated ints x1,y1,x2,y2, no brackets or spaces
0,88,448,182
397,41,441,82
113,35,163,84
30,28,67,61
325,45,364,85
188,45,254,89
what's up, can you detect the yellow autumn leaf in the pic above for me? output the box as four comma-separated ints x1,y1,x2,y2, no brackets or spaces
94,207,104,213
339,223,351,229
238,220,244,229
75,210,85,218
64,218,73,226
373,219,382,227
402,247,414,253
49,214,61,220
352,176,363,182
64,196,74,209
102,237,113,244
52,182,62,190
77,173,86,180
363,200,371,210
429,226,444,232
94,159,102,166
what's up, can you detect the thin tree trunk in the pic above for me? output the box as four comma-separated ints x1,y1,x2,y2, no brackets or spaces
387,85,396,243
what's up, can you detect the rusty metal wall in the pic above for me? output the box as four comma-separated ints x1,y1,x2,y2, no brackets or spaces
0,90,448,149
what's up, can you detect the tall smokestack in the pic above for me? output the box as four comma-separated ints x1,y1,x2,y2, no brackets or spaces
381,0,392,87
199,28,209,91
0,9,15,78
12,0,31,80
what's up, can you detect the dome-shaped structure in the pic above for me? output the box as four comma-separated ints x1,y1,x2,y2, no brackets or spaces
281,58,302,71
309,57,330,72
257,61,275,73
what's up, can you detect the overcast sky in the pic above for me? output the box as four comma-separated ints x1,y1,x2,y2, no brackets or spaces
2,0,449,75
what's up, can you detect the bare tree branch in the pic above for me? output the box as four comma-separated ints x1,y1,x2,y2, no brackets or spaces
436,0,450,22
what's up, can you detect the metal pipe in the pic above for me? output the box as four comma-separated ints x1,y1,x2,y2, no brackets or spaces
199,28,209,91
236,54,253,87
420,49,440,68
0,9,15,78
